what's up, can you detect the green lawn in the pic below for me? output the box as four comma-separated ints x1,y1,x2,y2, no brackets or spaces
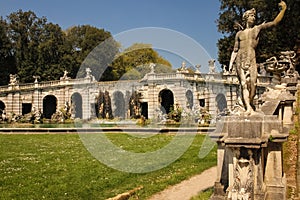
190,187,214,200
0,133,216,200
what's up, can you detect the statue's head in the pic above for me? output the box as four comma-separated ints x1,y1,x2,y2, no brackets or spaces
243,8,256,26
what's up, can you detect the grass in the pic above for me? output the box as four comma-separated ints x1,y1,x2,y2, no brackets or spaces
0,133,216,200
190,187,213,200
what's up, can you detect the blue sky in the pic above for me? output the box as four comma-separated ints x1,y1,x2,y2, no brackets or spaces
0,0,223,71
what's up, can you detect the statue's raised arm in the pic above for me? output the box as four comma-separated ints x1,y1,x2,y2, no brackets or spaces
258,1,287,30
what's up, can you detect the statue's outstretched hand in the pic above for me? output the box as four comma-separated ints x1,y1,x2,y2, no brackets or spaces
278,1,287,11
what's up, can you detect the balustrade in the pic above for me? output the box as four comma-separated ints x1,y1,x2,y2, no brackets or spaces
0,73,288,93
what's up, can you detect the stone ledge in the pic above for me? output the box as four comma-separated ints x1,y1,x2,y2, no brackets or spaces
212,115,286,140
224,136,269,148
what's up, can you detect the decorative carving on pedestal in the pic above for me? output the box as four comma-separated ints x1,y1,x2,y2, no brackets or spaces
230,149,254,200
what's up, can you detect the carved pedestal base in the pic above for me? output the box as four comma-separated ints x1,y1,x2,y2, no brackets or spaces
210,115,288,200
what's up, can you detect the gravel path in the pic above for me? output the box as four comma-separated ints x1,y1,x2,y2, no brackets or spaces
147,166,217,200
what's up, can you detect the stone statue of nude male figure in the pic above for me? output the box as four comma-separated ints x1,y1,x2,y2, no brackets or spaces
229,1,287,115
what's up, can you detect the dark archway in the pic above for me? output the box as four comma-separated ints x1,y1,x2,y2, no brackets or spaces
159,89,174,114
0,101,5,116
216,93,227,113
113,91,125,119
71,93,83,119
22,103,32,115
186,90,193,109
141,102,148,119
199,99,205,107
43,95,57,119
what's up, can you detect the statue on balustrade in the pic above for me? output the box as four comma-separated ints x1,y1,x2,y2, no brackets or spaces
9,74,19,85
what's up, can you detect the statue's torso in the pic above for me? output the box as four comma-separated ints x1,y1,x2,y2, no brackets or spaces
236,26,260,66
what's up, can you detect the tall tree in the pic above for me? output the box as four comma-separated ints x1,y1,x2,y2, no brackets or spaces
217,0,300,67
7,10,70,83
64,25,119,79
0,17,16,85
7,10,47,83
37,23,66,81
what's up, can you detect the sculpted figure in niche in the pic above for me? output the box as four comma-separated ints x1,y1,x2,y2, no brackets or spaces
229,1,287,115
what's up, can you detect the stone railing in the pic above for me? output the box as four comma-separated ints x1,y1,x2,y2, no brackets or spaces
35,80,61,88
0,72,286,93
0,79,77,92
221,74,274,86
97,79,137,86
144,72,183,80
144,72,222,82
0,78,141,93
0,85,11,92
257,75,273,85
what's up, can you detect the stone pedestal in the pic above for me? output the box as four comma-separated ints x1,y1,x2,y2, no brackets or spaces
210,115,288,200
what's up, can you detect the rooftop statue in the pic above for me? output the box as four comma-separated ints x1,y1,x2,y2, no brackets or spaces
33,75,40,83
60,70,70,80
229,1,287,115
208,59,216,74
195,64,201,74
177,61,189,73
9,74,19,86
149,63,156,74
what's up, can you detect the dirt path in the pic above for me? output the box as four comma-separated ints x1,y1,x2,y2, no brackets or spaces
147,166,217,200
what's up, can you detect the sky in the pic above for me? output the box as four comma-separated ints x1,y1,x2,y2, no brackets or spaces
0,0,223,72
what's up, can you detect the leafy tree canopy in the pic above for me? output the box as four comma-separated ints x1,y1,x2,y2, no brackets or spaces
65,25,119,80
105,43,172,81
217,0,300,67
0,17,16,85
0,10,172,85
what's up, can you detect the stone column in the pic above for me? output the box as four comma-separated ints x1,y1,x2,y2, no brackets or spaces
264,142,286,199
282,100,294,125
32,85,41,112
13,92,21,115
147,83,157,119
81,86,90,120
6,91,21,115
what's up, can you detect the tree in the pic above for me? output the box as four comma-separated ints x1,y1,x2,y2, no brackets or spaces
2,10,172,83
0,17,16,85
7,10,47,83
121,63,174,80
110,43,172,81
64,25,119,80
37,23,66,81
5,11,119,83
6,10,69,83
217,0,300,67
